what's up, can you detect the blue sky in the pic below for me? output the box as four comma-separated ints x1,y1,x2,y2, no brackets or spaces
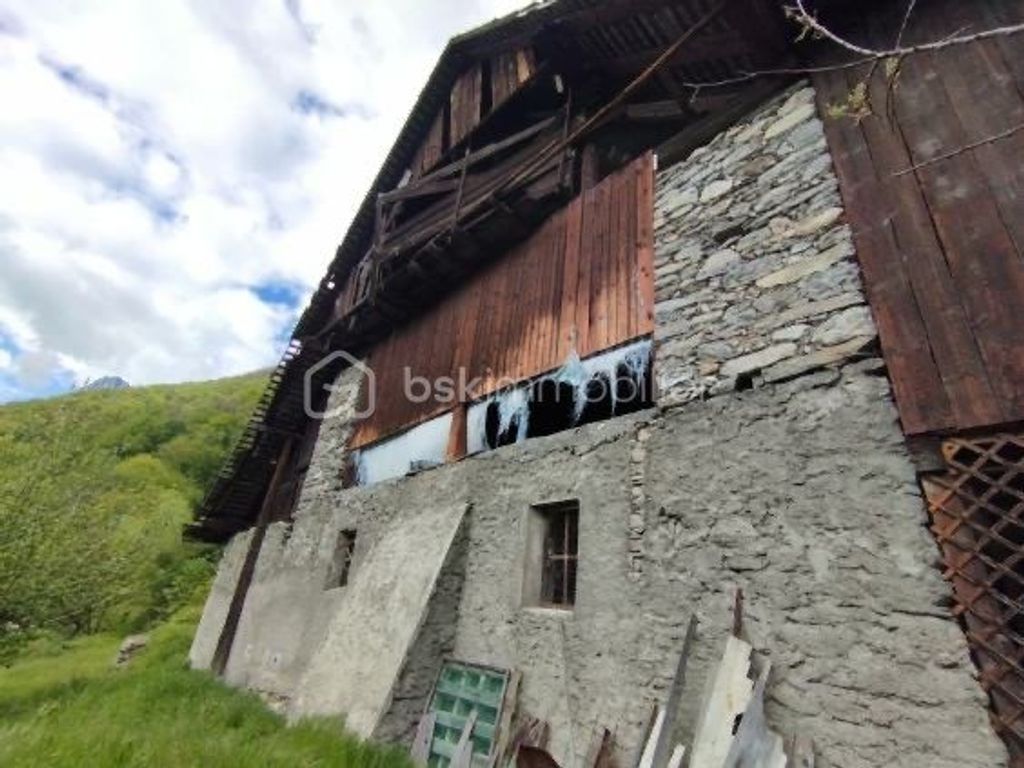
0,0,529,402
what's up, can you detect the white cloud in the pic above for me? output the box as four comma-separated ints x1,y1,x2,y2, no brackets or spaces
0,0,530,399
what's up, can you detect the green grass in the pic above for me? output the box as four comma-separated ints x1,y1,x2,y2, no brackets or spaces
0,373,403,764
0,607,411,768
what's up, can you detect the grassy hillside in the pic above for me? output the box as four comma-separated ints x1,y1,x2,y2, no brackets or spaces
0,374,410,766
0,373,266,658
0,604,409,768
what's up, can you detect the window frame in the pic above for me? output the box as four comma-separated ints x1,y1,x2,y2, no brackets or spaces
523,500,580,610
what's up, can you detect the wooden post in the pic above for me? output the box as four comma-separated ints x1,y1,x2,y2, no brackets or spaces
446,403,469,462
211,438,295,676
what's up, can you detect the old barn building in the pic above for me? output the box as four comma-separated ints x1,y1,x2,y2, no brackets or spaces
189,1,1024,766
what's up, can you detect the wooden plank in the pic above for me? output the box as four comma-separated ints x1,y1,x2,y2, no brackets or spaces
853,50,1002,430
927,1,1024,280
411,712,437,766
894,44,1024,424
621,160,636,342
813,69,952,435
589,176,611,353
605,170,620,348
492,50,518,108
492,670,521,768
984,0,1024,94
510,224,535,384
635,152,655,335
454,268,485,399
610,160,626,348
505,235,530,386
575,187,595,356
558,197,584,359
614,161,632,344
529,213,555,378
651,615,698,768
451,64,483,147
637,706,665,768
449,710,478,768
469,262,496,398
722,664,786,768
411,110,446,179
446,403,468,461
689,635,755,768
547,207,569,368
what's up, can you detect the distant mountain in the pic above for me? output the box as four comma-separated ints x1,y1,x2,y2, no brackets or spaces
79,376,131,391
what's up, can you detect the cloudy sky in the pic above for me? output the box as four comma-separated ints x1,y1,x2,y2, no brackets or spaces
0,0,530,402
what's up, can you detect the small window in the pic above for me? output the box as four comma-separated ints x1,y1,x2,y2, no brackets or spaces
524,501,579,609
327,529,357,588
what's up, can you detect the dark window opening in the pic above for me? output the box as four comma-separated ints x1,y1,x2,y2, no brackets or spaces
484,400,524,449
477,343,654,451
526,500,579,609
526,379,577,438
327,529,357,588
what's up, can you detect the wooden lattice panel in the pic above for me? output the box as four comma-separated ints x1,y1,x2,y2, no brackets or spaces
922,433,1024,764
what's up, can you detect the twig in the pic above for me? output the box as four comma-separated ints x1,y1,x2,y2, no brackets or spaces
788,0,1024,60
791,0,876,56
672,7,1024,95
894,121,1024,176
895,0,918,47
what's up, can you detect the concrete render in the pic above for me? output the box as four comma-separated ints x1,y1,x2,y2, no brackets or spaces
192,367,1007,767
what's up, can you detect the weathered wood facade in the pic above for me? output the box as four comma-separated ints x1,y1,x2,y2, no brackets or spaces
815,0,1024,436
352,154,654,448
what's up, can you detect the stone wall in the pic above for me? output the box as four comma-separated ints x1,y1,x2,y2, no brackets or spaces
191,80,1007,767
653,82,876,406
195,366,1006,768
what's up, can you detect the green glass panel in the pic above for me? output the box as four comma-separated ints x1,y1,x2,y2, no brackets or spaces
426,662,508,768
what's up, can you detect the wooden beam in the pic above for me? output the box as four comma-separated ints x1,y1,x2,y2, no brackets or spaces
587,33,752,74
412,114,559,187
625,99,688,121
211,438,295,675
657,77,788,167
651,615,698,768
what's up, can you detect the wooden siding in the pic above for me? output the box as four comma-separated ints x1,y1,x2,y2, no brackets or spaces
407,48,537,181
351,153,655,448
450,64,483,147
410,110,446,180
814,0,1024,436
492,47,537,109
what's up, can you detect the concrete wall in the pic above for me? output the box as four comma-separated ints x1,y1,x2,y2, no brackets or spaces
195,368,1005,767
192,81,1007,767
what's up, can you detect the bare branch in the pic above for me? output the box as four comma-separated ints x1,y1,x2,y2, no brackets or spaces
894,121,1024,176
895,0,918,47
791,0,876,56
787,1,1024,60
672,7,1024,95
